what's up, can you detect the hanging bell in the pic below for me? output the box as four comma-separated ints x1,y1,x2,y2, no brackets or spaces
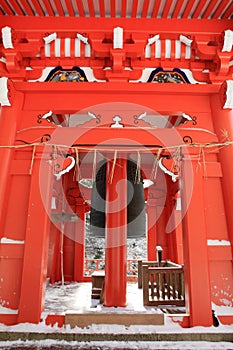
90,160,106,238
90,159,146,238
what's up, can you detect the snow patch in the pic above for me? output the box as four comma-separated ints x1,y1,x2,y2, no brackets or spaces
207,240,231,246
0,237,24,244
0,305,18,314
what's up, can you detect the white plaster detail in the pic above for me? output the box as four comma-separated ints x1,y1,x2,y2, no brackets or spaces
222,30,233,52
182,113,193,121
113,27,123,49
158,158,179,182
110,116,124,128
223,80,233,109
207,240,231,246
54,156,75,180
43,32,57,44
0,77,11,106
77,33,88,45
148,34,160,45
2,26,14,49
41,110,53,121
179,34,193,46
0,237,24,244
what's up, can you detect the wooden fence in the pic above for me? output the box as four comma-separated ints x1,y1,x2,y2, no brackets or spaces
141,261,185,306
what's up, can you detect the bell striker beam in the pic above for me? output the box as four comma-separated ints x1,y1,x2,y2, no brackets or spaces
105,157,127,307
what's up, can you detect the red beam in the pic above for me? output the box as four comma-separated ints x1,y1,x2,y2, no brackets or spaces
99,0,105,17
87,0,95,17
53,0,65,16
64,0,75,16
132,0,138,17
76,0,85,17
152,0,162,18
212,0,230,19
30,0,44,16
202,0,219,19
142,0,150,18
19,0,34,16
162,0,173,18
121,0,127,17
110,0,116,17
43,0,55,16
192,0,207,18
172,0,184,18
182,0,196,18
9,0,25,15
2,0,15,15
219,1,233,19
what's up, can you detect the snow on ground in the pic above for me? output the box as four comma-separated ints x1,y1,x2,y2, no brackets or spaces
0,339,233,349
0,282,232,349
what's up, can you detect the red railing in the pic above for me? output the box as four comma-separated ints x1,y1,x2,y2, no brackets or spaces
84,259,138,279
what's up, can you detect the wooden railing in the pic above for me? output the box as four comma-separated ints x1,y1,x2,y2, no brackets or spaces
84,258,138,279
141,261,185,306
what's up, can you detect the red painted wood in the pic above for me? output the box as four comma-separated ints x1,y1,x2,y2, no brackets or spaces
8,0,25,15
42,0,54,16
30,0,44,16
19,0,34,15
76,0,85,17
53,0,65,16
141,0,150,18
105,158,127,307
218,1,233,19
87,0,95,17
99,0,105,17
64,0,75,16
110,0,116,17
211,0,230,18
121,0,127,17
202,0,219,19
152,0,162,18
131,0,138,17
181,159,213,327
182,0,196,18
2,0,15,15
172,0,184,18
161,0,173,18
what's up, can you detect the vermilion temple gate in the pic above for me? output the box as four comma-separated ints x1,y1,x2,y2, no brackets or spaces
0,0,232,328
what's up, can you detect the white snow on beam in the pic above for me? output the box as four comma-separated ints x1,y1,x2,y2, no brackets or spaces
1,26,14,49
0,237,24,244
223,80,233,109
0,77,11,106
222,29,233,52
207,239,231,246
113,27,123,49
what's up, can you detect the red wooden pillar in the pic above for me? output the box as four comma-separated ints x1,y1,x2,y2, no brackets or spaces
104,157,127,307
181,158,212,327
156,206,168,259
147,195,157,260
18,147,53,323
0,92,24,230
74,200,86,282
210,94,233,249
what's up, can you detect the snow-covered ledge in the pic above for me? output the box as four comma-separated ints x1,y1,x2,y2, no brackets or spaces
0,77,11,106
0,237,24,244
223,80,233,109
